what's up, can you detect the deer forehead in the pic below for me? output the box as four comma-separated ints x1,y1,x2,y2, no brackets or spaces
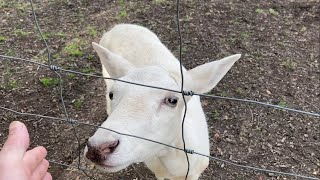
113,66,181,93
106,68,182,123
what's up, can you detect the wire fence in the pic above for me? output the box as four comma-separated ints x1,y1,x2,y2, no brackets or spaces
0,105,319,180
0,0,319,180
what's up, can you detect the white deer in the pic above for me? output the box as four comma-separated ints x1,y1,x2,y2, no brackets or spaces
84,24,241,180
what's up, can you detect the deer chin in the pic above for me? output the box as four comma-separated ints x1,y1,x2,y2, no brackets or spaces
94,162,131,173
84,155,131,172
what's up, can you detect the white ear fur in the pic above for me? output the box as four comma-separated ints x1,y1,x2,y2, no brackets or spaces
187,54,241,93
92,42,134,78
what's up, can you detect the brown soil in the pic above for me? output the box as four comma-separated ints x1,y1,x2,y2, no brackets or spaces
0,0,319,179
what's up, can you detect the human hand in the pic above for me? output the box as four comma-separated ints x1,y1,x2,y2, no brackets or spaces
0,121,52,180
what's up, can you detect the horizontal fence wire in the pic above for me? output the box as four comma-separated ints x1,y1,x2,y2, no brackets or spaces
0,106,319,180
196,93,320,117
1,54,319,118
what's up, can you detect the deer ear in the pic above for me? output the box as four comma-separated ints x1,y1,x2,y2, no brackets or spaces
187,54,241,93
92,42,134,78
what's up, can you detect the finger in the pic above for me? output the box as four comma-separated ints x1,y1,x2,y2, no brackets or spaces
23,146,47,172
2,121,30,160
31,159,49,180
42,172,52,180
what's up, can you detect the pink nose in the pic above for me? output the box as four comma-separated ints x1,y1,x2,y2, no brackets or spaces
85,140,119,164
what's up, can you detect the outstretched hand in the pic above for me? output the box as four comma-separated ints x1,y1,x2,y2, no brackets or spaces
0,121,52,180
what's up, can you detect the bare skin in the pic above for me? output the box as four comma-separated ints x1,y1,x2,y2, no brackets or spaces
0,121,52,180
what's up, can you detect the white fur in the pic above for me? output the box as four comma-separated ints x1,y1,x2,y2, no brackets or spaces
84,24,241,179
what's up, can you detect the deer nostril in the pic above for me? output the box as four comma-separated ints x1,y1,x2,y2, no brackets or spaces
87,141,93,149
86,145,101,163
110,140,119,152
100,140,119,154
85,140,120,164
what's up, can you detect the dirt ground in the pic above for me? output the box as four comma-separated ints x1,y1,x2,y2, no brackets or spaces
0,0,319,179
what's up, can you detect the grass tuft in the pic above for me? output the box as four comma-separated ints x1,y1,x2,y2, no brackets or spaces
87,26,98,37
0,36,7,42
255,8,265,14
13,29,30,36
154,0,167,4
240,31,250,39
39,77,60,87
281,60,297,70
269,8,279,16
64,39,84,57
73,99,84,110
8,80,18,89
81,67,95,74
118,0,128,18
278,100,288,107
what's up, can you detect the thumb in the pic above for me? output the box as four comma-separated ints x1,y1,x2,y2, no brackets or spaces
2,121,30,160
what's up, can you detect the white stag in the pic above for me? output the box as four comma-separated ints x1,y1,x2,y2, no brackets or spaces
84,24,240,180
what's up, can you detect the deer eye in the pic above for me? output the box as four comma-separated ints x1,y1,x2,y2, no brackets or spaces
109,92,113,100
164,96,178,107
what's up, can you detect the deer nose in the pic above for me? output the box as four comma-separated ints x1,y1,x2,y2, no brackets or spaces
85,140,119,164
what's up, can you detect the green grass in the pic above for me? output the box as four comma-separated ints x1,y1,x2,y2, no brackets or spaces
81,67,95,74
153,0,167,4
119,9,128,18
87,54,95,61
183,14,193,22
33,52,49,63
38,32,52,40
118,0,128,18
73,99,84,110
119,0,125,6
0,36,6,42
240,31,250,39
278,100,288,107
0,0,7,8
17,3,30,14
86,26,98,37
5,49,16,56
64,39,84,57
8,80,18,89
174,46,187,56
235,87,244,95
56,31,66,37
255,8,265,14
255,8,278,16
67,73,76,79
300,26,307,32
269,8,279,16
39,77,60,87
281,60,297,70
220,91,228,97
212,110,220,119
0,1,29,11
13,29,30,36
181,47,187,54
52,53,61,60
